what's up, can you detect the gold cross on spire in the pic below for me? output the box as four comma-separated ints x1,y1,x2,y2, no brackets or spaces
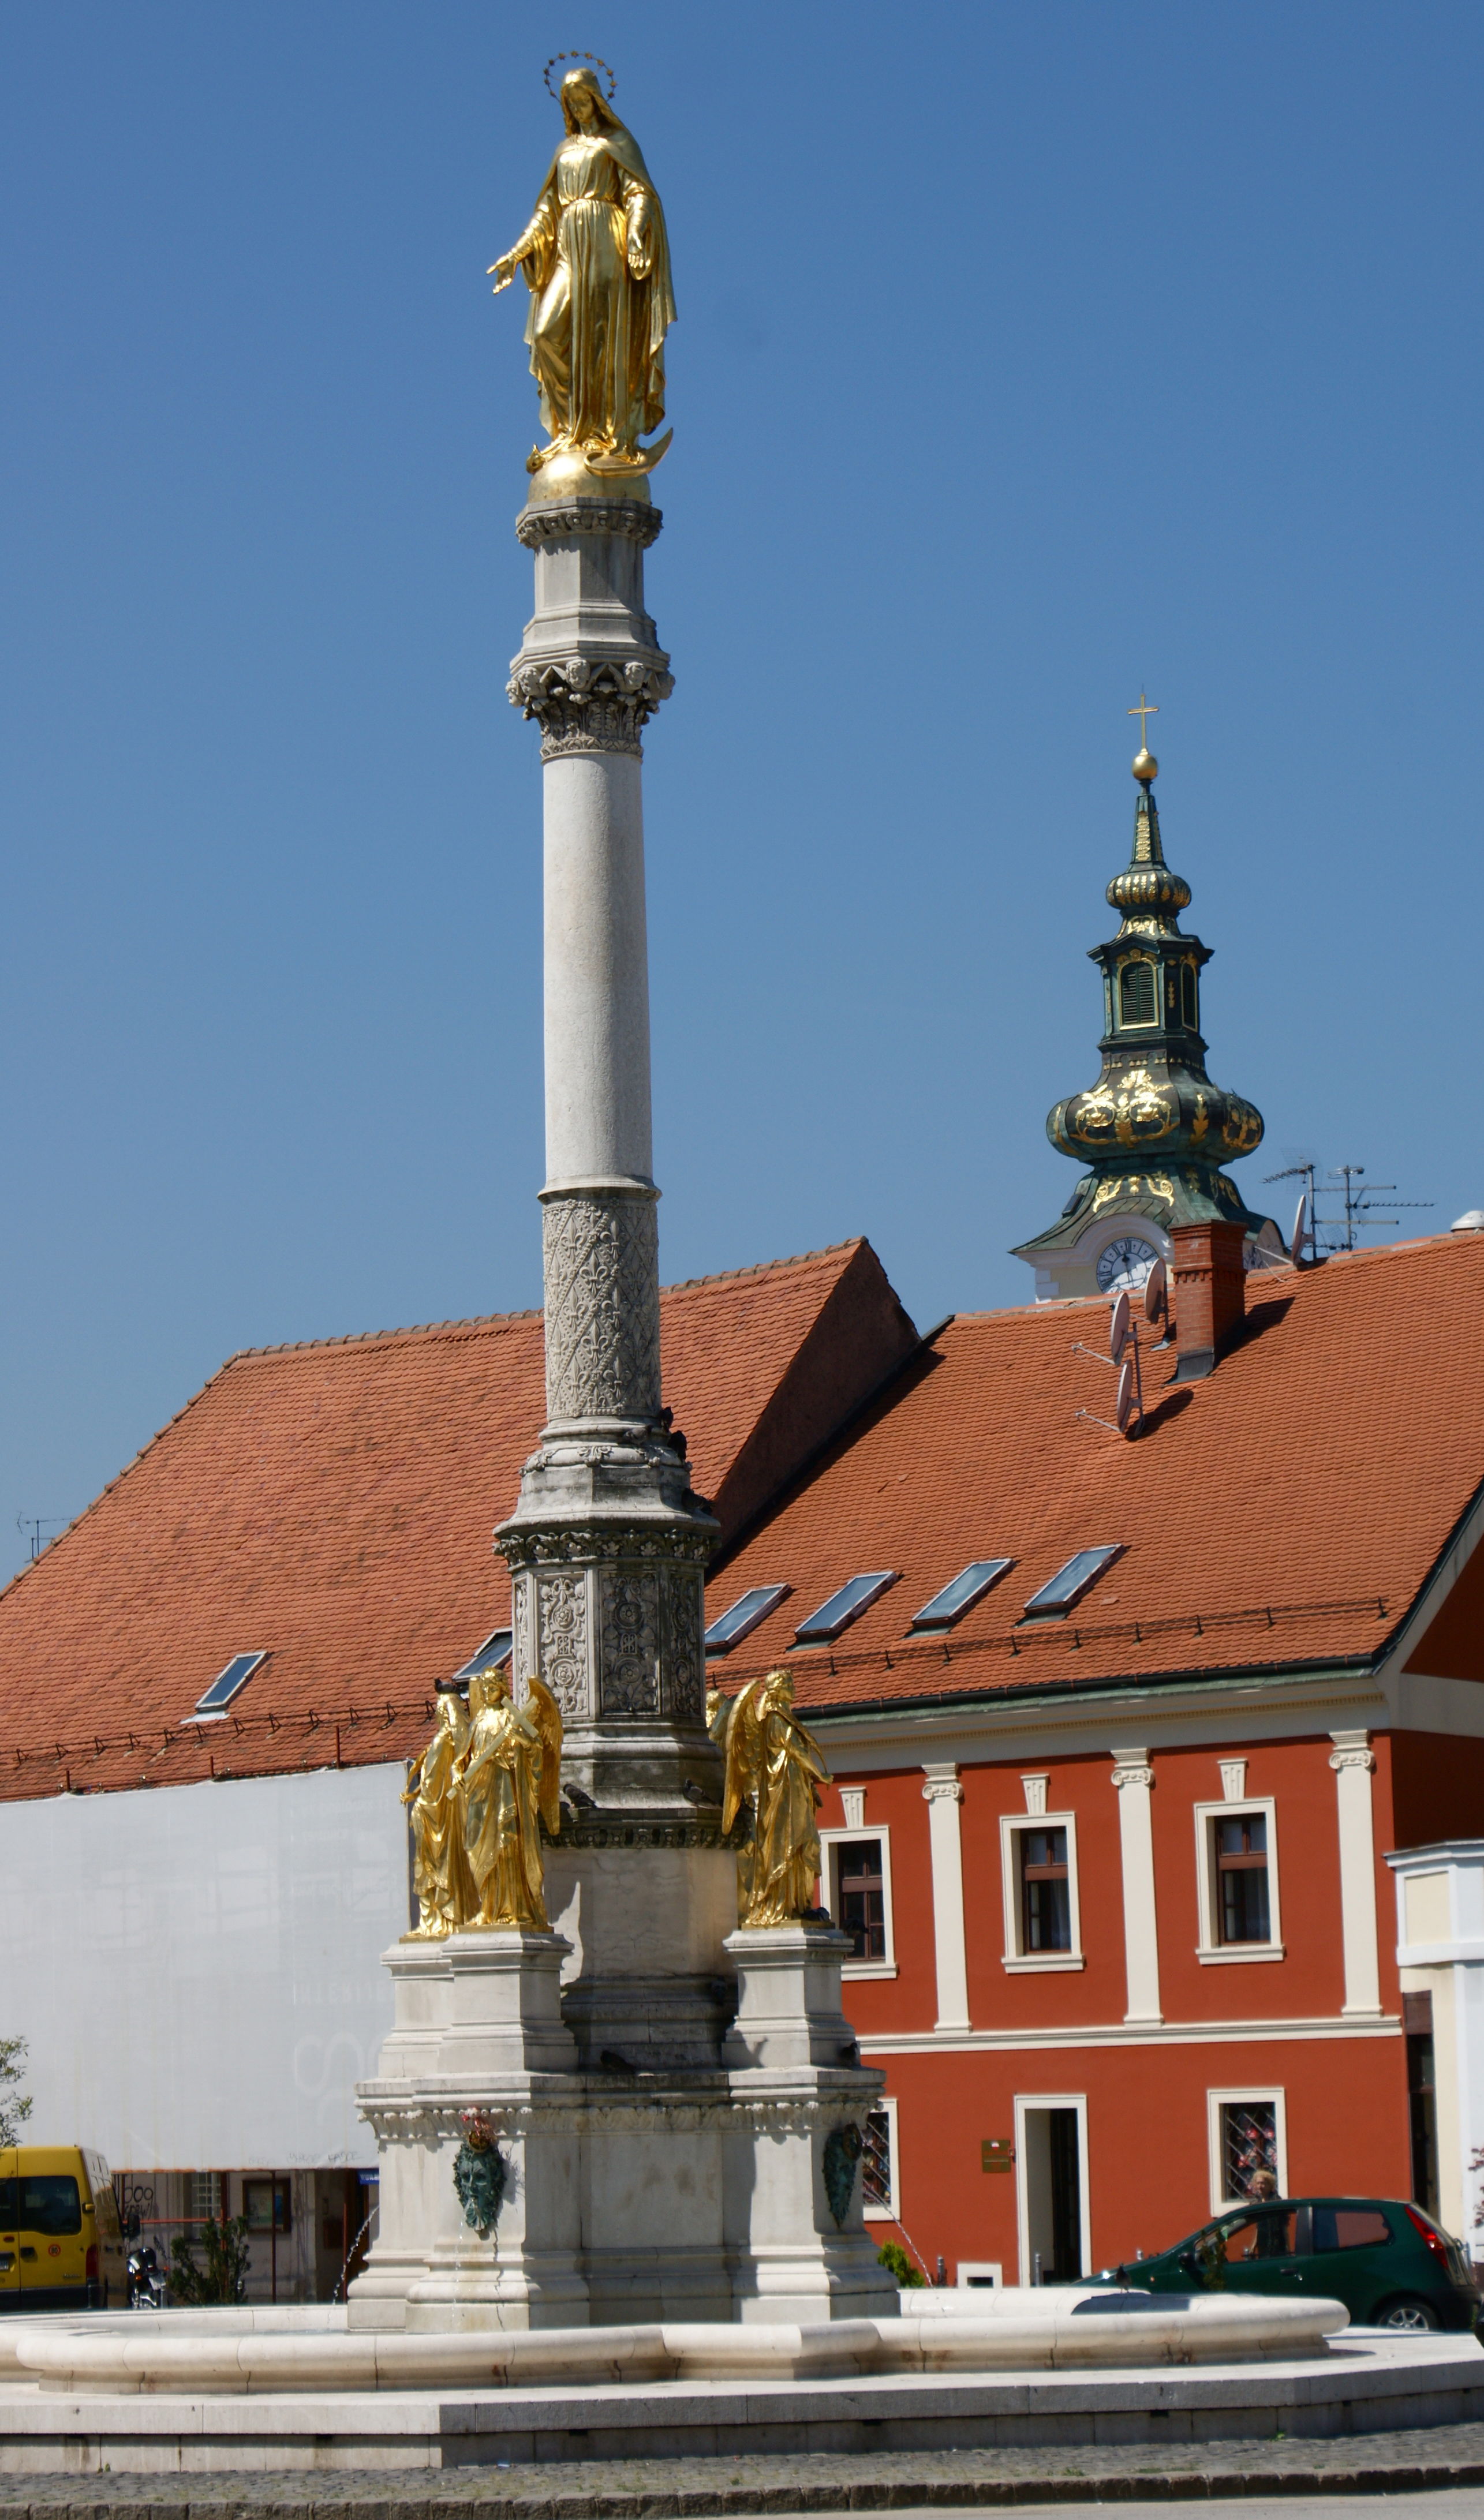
1128,691,1159,748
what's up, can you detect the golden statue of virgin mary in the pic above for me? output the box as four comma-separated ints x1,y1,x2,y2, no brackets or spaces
489,64,675,475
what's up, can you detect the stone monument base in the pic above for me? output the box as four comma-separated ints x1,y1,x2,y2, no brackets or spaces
349,1919,895,2333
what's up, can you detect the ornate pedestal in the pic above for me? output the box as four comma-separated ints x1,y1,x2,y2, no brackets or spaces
350,1920,895,2331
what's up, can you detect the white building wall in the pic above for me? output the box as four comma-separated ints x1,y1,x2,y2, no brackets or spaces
0,1764,408,2169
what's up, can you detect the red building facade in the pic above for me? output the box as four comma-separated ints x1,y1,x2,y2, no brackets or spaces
704,1230,1484,2281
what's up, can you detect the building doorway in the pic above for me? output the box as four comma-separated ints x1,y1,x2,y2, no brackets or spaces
1404,1991,1439,2221
1014,2095,1089,2286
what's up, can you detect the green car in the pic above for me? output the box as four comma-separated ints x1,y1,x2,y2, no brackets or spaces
1086,2195,1479,2332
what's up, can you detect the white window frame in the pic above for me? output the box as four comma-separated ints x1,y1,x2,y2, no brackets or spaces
1206,2086,1289,2214
1000,1811,1085,1972
956,2260,1003,2287
1194,1795,1285,1963
862,2094,901,2222
1012,2092,1092,2287
819,1824,897,1978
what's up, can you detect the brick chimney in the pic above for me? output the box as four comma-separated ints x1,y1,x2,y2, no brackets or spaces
1169,1220,1246,1380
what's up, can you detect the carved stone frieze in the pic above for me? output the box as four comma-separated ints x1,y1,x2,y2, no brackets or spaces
664,1565,705,1721
600,1570,661,1714
515,502,663,550
537,1571,589,1720
360,2090,874,2145
555,1813,727,1849
541,1191,662,1426
512,1575,534,1693
508,656,674,761
502,1522,713,1571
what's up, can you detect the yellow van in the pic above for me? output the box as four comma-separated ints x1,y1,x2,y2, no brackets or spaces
0,2147,126,2312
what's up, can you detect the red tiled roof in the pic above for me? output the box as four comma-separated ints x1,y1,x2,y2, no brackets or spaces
0,1241,914,1800
705,1232,1484,1717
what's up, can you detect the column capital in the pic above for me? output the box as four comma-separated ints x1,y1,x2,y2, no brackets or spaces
921,1763,963,1804
1329,1729,1375,1774
1110,1747,1154,1791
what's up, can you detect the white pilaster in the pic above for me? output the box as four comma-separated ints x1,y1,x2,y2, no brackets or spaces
1111,1748,1161,2024
921,1764,970,2032
1329,1729,1382,2019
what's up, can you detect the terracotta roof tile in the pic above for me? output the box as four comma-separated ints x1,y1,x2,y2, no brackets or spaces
0,1241,903,1800
705,1232,1484,1717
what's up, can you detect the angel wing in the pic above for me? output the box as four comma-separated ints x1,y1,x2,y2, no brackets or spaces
525,1673,565,1837
720,1677,766,1837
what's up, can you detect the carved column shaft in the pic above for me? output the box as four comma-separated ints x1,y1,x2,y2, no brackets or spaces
498,473,718,1818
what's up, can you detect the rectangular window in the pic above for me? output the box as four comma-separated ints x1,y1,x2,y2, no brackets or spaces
188,2172,223,2221
1020,1826,1071,1952
453,1628,513,1680
1216,1811,1270,1944
1218,2205,1298,2264
909,1560,1012,1631
820,1825,896,1975
861,2100,899,2220
1000,1813,1083,1971
794,1571,898,1645
1019,1547,1122,1620
836,1838,885,1960
193,1653,267,1716
1194,1798,1283,1961
1311,2204,1391,2252
13,2177,81,2237
703,1584,790,1655
1207,2088,1288,2210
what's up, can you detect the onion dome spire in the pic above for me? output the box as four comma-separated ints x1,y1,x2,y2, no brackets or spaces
1011,720,1278,1297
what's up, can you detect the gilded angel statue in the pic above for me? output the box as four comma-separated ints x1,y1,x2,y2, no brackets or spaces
457,1667,564,1931
720,1669,832,1927
402,1686,472,1937
488,61,675,474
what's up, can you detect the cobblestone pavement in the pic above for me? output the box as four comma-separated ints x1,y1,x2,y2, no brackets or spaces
0,2422,1483,2512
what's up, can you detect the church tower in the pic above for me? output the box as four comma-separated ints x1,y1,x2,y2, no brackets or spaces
1013,714,1279,1301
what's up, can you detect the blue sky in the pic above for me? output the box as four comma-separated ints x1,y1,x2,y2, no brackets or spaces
2,1,1481,1581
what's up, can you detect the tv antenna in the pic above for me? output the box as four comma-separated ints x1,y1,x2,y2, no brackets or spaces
16,1514,64,1563
1074,1263,1168,1440
1264,1161,1433,1263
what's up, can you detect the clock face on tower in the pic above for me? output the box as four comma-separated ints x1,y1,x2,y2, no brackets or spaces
1096,1234,1161,1293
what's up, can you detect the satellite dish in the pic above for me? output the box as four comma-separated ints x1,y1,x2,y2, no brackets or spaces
1116,1357,1138,1435
1109,1290,1132,1362
1289,1193,1308,1265
1143,1258,1168,1323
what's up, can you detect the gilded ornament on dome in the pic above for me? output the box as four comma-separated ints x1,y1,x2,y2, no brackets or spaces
488,62,675,478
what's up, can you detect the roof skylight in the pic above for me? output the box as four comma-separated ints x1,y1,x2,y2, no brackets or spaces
704,1585,790,1656
909,1560,1013,1631
794,1572,898,1645
194,1652,268,1716
454,1628,514,1680
1019,1547,1123,1620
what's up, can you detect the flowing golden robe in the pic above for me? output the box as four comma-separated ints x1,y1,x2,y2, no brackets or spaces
505,120,674,460
458,1671,560,1931
722,1671,831,1927
401,1692,471,1937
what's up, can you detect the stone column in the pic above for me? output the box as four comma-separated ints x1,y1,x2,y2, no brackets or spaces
498,467,720,1825
1111,1748,1162,2024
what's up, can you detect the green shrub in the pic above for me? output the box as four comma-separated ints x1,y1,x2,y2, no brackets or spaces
876,2240,925,2287
169,2213,252,2305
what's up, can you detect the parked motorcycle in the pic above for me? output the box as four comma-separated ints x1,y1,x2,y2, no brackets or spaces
126,2242,166,2309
